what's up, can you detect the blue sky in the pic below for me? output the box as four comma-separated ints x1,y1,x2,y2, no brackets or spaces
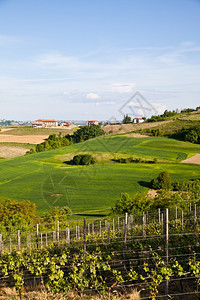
0,0,200,120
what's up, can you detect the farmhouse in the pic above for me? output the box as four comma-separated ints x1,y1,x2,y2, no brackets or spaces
32,119,58,128
88,120,98,126
133,118,145,124
59,121,72,127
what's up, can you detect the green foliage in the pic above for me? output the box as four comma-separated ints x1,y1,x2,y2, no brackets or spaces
122,114,132,124
43,206,72,225
70,124,104,143
29,124,105,154
0,200,37,231
173,125,200,144
113,157,155,164
72,154,96,165
113,192,151,215
151,171,171,190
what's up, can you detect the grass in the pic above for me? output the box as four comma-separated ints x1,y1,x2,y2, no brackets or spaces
140,119,200,135
0,136,199,215
0,126,77,136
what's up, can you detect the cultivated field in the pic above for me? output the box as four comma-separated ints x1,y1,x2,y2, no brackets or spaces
0,135,199,214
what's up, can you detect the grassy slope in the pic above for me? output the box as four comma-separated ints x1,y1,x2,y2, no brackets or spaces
0,136,199,214
0,126,77,136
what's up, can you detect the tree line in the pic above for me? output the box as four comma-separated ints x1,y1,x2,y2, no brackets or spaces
26,124,105,154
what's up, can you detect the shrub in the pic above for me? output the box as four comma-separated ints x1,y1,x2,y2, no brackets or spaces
72,154,96,165
151,171,171,190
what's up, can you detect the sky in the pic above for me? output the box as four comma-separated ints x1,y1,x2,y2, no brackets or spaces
0,0,200,121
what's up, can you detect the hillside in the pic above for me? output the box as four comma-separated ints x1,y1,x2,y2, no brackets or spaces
0,135,199,215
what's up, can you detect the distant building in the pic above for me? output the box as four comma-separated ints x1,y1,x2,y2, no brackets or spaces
32,119,58,128
59,121,72,127
133,118,145,124
32,122,43,128
88,120,98,126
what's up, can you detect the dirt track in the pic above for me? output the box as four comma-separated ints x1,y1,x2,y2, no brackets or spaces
0,134,48,144
181,154,200,165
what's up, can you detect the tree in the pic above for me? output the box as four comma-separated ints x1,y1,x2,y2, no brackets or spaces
151,171,171,190
122,114,132,124
72,154,96,165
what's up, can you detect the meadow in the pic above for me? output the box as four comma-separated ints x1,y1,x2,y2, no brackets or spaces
0,135,199,215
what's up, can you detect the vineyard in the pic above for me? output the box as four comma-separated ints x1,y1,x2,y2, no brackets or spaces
0,203,200,299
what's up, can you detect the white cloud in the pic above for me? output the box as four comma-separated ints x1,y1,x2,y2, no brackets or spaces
86,93,101,100
0,34,20,45
110,82,136,93
151,103,167,115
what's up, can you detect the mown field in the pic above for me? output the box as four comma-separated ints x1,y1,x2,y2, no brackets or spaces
0,126,77,136
0,135,199,215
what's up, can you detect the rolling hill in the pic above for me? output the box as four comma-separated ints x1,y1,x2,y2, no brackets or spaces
0,135,199,215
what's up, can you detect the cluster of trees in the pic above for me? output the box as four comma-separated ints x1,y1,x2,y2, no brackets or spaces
71,154,96,165
113,157,156,164
147,108,195,123
113,171,200,215
26,124,105,154
0,200,72,232
175,125,200,144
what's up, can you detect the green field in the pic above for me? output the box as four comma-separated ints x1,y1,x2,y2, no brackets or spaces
0,136,199,214
0,126,77,136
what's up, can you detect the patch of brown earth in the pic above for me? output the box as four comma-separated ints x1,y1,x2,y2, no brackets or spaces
0,134,48,144
0,146,29,158
181,154,200,165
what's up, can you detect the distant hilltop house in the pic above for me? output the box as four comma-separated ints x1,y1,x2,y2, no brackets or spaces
32,119,58,128
133,118,145,124
88,120,98,126
59,121,72,127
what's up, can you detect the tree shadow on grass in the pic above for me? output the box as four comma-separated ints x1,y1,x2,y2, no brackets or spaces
138,180,151,188
63,160,73,165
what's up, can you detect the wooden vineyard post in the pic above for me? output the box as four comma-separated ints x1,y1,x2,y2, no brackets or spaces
67,228,70,244
130,215,133,239
92,222,94,238
17,230,20,251
164,208,169,297
118,217,120,233
175,206,177,221
142,212,146,237
27,235,31,251
158,208,161,224
107,222,110,243
194,204,197,234
88,223,90,235
123,213,128,259
181,210,184,230
83,218,86,253
99,221,102,236
56,221,59,249
113,218,115,235
36,224,39,249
